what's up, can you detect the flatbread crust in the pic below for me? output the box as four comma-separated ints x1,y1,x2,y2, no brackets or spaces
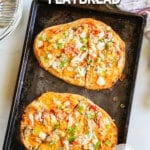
34,18,125,90
20,92,118,150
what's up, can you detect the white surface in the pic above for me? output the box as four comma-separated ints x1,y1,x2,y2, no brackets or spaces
0,0,32,149
0,1,150,150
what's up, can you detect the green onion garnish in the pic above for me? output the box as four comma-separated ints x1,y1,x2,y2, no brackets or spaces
94,141,101,150
105,140,112,147
81,37,88,44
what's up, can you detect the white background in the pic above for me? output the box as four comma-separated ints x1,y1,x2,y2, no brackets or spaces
0,0,150,150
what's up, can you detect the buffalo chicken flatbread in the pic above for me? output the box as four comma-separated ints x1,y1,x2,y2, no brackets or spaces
20,92,117,150
34,18,125,90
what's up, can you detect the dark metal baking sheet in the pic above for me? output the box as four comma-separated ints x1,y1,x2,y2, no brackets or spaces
3,0,145,149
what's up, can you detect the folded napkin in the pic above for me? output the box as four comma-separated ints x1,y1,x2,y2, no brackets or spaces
117,0,150,39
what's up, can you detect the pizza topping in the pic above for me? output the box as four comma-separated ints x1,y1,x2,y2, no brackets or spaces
76,103,86,113
47,53,52,59
63,140,70,150
39,132,47,140
86,111,95,120
50,113,57,124
68,28,74,39
120,103,126,109
37,40,44,48
71,52,87,66
23,126,32,137
118,57,124,69
96,66,105,77
105,140,112,147
75,37,83,49
59,56,68,69
80,31,86,38
68,115,74,127
80,45,87,52
57,42,63,49
51,60,60,70
94,141,101,150
66,66,73,72
98,31,104,39
74,110,80,118
97,40,105,50
53,97,63,108
29,113,34,126
34,18,125,88
35,111,42,122
81,37,88,44
75,66,86,77
77,134,90,146
97,76,106,86
38,33,47,42
21,92,117,150
103,118,110,125
63,31,69,37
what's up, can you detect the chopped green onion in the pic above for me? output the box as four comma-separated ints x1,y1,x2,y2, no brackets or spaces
80,46,86,51
86,111,95,119
105,124,111,129
45,50,49,55
49,140,56,146
39,33,47,41
32,129,39,135
54,123,60,129
105,140,112,147
105,39,113,50
99,39,104,42
57,104,63,109
38,36,43,41
59,61,67,68
57,43,63,49
81,37,88,44
105,43,109,50
120,103,126,109
96,57,101,64
63,31,69,37
67,136,76,142
94,141,101,150
88,59,93,65
67,127,75,135
59,56,68,69
77,105,84,112
107,38,113,43
97,70,105,77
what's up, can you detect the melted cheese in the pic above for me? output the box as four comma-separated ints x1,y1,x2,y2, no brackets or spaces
39,132,47,140
97,41,105,50
37,40,43,48
34,18,125,90
68,115,74,127
75,37,83,49
98,31,104,39
21,92,118,149
80,31,86,38
51,61,60,70
29,113,34,126
96,76,106,86
35,112,42,122
63,140,70,150
76,66,86,77
71,52,87,66
68,28,74,39
50,113,57,123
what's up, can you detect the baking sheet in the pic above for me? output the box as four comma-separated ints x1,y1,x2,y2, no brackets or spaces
3,0,145,149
